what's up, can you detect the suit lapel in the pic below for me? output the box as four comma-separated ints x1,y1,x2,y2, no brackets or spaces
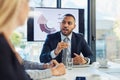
71,33,77,57
56,32,61,42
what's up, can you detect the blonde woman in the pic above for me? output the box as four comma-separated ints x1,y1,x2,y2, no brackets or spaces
0,0,65,80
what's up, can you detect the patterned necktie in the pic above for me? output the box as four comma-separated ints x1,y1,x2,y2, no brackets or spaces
62,37,69,65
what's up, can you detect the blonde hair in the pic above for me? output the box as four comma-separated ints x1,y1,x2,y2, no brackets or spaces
0,0,22,32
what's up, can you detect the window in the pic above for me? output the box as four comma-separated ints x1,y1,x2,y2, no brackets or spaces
96,0,120,63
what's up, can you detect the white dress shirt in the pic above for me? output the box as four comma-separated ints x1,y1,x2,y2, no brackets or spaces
50,32,72,58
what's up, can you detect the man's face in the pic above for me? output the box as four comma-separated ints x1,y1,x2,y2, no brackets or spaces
60,16,76,36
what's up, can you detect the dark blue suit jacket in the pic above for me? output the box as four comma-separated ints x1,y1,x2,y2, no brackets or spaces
40,31,93,64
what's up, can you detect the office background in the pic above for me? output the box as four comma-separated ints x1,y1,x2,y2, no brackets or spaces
12,0,120,63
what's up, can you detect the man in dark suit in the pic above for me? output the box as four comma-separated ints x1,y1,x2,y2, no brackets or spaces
40,14,93,65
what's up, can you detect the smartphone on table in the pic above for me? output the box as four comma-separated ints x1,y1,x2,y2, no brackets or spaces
76,76,86,80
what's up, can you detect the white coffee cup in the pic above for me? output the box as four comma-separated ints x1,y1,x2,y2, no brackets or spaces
99,59,108,67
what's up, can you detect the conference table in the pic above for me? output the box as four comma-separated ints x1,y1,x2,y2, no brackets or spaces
27,62,120,80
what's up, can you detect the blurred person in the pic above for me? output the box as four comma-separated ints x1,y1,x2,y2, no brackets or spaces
0,0,65,80
40,14,93,65
25,60,66,79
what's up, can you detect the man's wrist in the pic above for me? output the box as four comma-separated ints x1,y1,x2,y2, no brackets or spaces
84,57,89,64
54,49,59,55
83,58,87,64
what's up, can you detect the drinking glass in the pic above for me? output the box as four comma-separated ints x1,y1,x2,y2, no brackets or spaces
67,57,73,70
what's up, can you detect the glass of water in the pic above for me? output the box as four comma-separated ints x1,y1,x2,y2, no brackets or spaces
67,58,73,70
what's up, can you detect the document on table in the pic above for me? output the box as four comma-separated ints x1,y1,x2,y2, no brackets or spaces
73,64,90,68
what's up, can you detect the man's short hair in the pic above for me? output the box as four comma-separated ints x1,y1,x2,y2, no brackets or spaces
64,14,76,21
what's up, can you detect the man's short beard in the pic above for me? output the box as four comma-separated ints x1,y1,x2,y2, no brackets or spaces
61,30,72,36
